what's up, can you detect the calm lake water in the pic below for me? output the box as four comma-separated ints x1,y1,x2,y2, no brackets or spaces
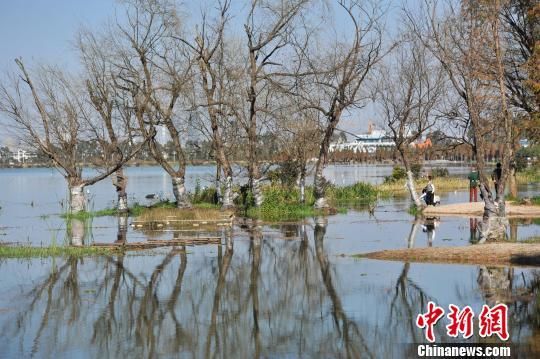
0,164,539,357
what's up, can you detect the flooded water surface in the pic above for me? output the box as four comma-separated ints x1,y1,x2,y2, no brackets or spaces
0,165,539,357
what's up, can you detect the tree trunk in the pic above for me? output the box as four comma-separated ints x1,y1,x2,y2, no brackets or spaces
225,226,234,252
222,174,234,209
407,217,421,248
69,219,85,246
477,183,507,242
172,177,191,209
314,161,328,209
252,176,264,207
249,221,262,357
116,214,128,244
113,169,128,213
406,170,422,208
69,183,86,213
215,162,222,205
508,165,518,198
400,150,422,208
314,113,339,209
299,166,306,204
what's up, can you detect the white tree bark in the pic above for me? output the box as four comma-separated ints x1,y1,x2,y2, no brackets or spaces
478,183,508,242
172,177,191,209
406,170,423,208
225,227,234,252
118,193,128,213
222,176,234,209
252,177,264,207
69,185,86,213
407,217,421,248
314,171,329,209
116,214,128,244
299,170,306,204
69,219,85,246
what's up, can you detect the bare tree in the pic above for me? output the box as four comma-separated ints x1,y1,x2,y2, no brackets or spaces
77,30,147,213
179,0,237,208
406,0,525,239
377,36,445,208
273,105,323,203
293,0,385,208
500,0,539,196
0,60,142,212
112,0,194,208
241,0,310,206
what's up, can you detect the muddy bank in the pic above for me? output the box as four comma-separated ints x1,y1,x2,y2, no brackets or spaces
357,243,540,267
423,202,540,218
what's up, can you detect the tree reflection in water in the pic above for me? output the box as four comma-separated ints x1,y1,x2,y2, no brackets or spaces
1,219,540,357
314,217,372,358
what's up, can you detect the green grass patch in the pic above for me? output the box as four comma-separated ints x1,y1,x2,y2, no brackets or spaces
520,236,540,244
61,207,120,220
243,183,378,221
128,201,177,216
408,205,421,216
0,244,122,258
245,184,319,221
247,203,319,221
135,206,228,222
516,168,540,184
327,182,378,203
506,195,540,206
377,176,469,196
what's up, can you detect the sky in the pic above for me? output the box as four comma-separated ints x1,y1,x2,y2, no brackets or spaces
0,0,411,147
0,0,116,72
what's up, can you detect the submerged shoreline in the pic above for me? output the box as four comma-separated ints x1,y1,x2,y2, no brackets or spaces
357,242,540,267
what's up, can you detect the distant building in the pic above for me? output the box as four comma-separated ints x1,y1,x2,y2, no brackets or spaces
329,124,395,154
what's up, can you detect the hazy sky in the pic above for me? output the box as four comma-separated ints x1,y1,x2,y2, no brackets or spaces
0,0,410,146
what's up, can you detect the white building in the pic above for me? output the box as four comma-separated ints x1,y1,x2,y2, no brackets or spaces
329,129,395,154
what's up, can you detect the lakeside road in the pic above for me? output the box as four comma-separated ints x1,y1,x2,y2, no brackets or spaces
423,202,540,218
357,243,540,267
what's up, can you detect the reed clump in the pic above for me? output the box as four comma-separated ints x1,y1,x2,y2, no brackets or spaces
0,244,121,258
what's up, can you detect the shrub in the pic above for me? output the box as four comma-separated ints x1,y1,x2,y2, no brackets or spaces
411,163,423,179
327,182,378,202
431,167,449,178
267,161,301,187
384,166,407,183
193,186,217,204
248,184,316,221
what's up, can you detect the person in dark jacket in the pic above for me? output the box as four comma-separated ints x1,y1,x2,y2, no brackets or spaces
492,163,502,200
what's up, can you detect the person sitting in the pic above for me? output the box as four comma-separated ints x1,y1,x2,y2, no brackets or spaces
424,175,435,206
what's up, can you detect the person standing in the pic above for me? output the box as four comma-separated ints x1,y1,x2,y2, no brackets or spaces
492,162,502,200
468,168,479,202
